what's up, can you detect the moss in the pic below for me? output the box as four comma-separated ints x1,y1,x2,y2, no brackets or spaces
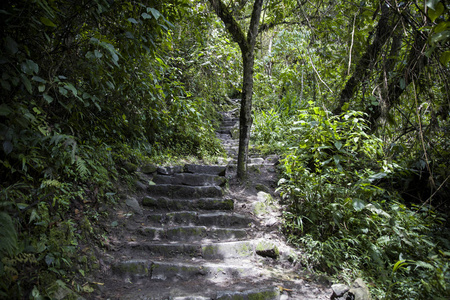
253,202,268,216
141,164,158,174
247,289,280,300
202,245,216,257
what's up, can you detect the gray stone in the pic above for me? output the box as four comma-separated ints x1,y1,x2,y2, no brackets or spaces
331,284,350,297
349,278,371,300
250,157,264,165
141,164,158,174
331,279,371,300
255,240,279,259
202,241,254,259
125,196,142,215
264,155,279,165
216,287,280,300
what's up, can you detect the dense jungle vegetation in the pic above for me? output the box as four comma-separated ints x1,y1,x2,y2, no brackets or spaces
1,0,449,299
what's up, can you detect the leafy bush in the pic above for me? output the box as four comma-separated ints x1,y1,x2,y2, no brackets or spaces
276,104,450,299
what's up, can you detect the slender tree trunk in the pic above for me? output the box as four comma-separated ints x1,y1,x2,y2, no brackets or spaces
238,50,255,178
334,3,392,114
208,0,263,179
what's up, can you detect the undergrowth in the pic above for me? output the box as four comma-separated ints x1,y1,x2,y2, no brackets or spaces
252,104,450,299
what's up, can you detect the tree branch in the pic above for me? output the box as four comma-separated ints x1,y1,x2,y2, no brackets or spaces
208,0,249,52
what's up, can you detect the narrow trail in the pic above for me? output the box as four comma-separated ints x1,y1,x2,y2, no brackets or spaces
91,104,332,299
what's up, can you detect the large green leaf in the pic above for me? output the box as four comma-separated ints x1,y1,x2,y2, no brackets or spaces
40,17,57,27
440,51,450,66
428,2,444,22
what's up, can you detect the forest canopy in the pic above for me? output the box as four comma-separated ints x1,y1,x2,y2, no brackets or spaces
1,0,449,299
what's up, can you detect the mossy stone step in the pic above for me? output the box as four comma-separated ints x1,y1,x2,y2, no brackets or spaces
153,173,226,187
142,197,234,211
216,287,280,300
183,164,227,176
113,260,261,282
128,240,255,259
147,184,223,199
151,261,258,281
138,226,248,242
146,211,253,227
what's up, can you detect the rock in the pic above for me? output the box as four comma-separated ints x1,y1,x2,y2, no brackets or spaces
125,196,142,215
135,180,147,191
331,284,350,297
349,278,371,300
250,157,265,165
257,191,272,202
265,155,280,165
331,278,370,300
141,164,158,174
256,240,280,259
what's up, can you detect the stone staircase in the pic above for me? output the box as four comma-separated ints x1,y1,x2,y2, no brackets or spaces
93,107,331,299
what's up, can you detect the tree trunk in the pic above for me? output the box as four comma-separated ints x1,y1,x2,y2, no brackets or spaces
237,50,255,178
208,0,263,179
368,31,427,125
334,3,392,114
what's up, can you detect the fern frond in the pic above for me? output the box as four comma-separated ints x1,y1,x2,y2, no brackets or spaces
41,179,62,188
75,156,90,180
0,212,18,257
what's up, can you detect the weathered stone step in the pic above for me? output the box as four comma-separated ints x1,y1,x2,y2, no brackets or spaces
228,156,279,166
112,259,263,283
142,197,234,211
147,184,223,199
146,211,253,227
153,173,226,187
184,164,227,176
216,129,232,135
222,140,238,145
138,226,248,242
128,240,256,259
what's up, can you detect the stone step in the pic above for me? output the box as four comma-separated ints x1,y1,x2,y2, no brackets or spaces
157,165,183,175
142,197,234,211
216,129,232,135
153,173,226,187
228,157,278,166
138,226,248,242
146,211,253,227
112,259,264,283
147,184,223,199
127,240,256,260
184,164,227,176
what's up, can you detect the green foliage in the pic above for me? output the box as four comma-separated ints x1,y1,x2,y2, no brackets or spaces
274,105,450,299
0,0,223,298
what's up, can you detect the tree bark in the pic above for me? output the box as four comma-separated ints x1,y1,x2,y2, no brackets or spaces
208,0,263,179
368,31,427,126
334,3,392,114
